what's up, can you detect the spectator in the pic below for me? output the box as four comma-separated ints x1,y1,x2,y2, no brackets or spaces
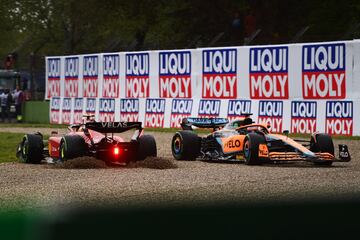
13,85,24,122
244,9,257,38
231,11,244,44
1,89,13,122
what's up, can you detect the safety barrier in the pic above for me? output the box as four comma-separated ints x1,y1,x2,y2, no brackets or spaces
46,40,360,136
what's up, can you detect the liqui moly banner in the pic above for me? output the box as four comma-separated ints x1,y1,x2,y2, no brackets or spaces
227,100,252,121
170,99,193,128
202,49,237,98
159,51,192,98
46,40,360,135
120,98,139,122
125,53,150,98
85,98,96,115
103,54,120,98
73,98,84,124
198,99,221,117
145,98,165,128
62,98,72,124
291,101,317,134
50,97,61,124
250,46,289,99
325,101,353,136
302,43,346,99
258,100,283,133
64,57,79,97
98,98,115,122
46,58,61,98
83,55,99,97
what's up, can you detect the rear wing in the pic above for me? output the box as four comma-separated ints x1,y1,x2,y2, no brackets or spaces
85,122,142,133
181,117,229,131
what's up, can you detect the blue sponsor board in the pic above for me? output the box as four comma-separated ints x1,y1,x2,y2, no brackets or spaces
198,99,221,116
250,46,288,73
145,99,166,114
65,57,79,78
120,99,139,113
99,98,115,113
50,97,61,111
159,51,191,76
47,58,61,79
85,98,96,113
227,100,252,116
104,54,120,77
125,53,149,76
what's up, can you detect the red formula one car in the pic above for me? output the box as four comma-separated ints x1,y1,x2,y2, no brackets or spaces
17,116,157,165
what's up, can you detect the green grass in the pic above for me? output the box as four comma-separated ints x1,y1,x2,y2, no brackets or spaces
0,132,25,163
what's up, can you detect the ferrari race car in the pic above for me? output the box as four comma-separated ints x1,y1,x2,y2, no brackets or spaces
17,116,157,165
171,116,351,166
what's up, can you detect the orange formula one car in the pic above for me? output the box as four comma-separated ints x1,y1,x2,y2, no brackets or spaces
17,115,157,166
171,116,351,166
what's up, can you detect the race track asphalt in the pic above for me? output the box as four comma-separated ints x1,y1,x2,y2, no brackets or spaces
0,128,359,212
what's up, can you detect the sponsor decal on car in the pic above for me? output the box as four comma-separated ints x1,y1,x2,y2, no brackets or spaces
62,98,72,124
198,99,221,117
291,101,317,134
227,100,252,121
145,98,165,127
250,46,288,99
120,98,139,122
326,101,353,136
170,99,193,128
103,54,120,98
202,49,237,98
47,58,61,98
302,43,345,99
159,51,191,98
83,55,99,97
99,98,115,122
73,98,84,124
258,100,283,132
126,53,149,98
64,57,79,97
50,97,61,124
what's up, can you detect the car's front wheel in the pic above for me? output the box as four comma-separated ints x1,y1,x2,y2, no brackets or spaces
310,133,334,166
243,133,266,165
18,134,44,164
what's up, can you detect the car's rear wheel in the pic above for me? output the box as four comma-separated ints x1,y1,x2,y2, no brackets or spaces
171,131,200,160
59,135,87,161
310,134,334,166
18,134,44,164
243,133,266,165
137,135,157,161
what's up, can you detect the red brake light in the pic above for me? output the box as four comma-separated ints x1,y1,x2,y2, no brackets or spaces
113,147,120,155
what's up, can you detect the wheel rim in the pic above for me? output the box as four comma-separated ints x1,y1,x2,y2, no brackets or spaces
244,141,250,159
173,137,182,154
60,144,65,160
21,139,28,161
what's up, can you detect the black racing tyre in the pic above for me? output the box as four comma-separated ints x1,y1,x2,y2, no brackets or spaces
243,133,266,165
59,135,87,161
137,135,157,161
171,131,200,161
310,134,334,166
19,134,44,164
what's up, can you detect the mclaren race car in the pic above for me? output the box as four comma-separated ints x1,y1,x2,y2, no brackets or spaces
17,115,157,165
171,116,351,166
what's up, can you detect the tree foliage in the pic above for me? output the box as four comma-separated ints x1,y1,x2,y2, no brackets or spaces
0,0,359,69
